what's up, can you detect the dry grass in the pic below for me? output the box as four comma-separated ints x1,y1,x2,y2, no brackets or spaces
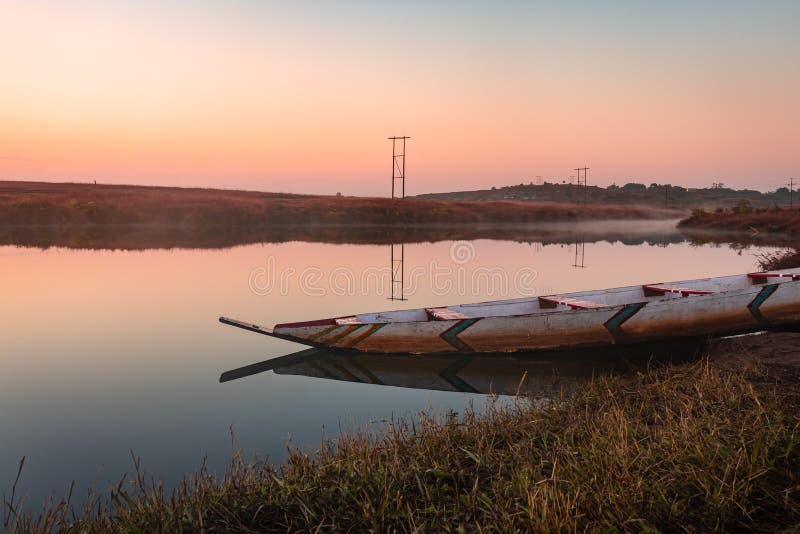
679,205,800,236
5,357,799,533
0,181,680,229
757,249,800,271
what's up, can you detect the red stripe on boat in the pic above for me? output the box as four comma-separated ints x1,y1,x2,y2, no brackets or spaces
747,272,800,280
275,317,355,329
642,284,715,296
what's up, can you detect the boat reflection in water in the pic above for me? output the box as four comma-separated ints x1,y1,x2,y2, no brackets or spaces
220,339,707,396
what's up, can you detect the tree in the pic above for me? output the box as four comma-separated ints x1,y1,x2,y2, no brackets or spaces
621,183,646,191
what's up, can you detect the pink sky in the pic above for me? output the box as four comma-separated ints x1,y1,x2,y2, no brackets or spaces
1,2,798,195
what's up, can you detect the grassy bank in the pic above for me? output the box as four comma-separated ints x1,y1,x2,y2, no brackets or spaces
1,181,680,229
6,342,800,532
679,204,800,236
677,204,800,271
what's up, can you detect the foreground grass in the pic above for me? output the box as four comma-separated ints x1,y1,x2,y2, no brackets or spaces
5,358,800,532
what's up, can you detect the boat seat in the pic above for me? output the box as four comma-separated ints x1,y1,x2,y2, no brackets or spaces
748,272,800,283
335,316,361,325
538,296,606,309
643,284,716,297
426,307,470,321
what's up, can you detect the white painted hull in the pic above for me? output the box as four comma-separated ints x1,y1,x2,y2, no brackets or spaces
221,269,800,354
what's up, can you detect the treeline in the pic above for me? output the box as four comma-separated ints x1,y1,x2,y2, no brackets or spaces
417,182,793,209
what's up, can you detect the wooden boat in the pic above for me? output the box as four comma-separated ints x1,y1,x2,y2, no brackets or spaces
220,269,800,354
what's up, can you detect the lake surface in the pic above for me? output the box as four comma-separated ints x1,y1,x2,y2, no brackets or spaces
0,229,779,507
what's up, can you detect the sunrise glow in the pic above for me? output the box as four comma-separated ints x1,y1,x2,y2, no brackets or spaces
1,1,798,195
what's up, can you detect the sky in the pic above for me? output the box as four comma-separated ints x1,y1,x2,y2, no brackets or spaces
0,1,798,196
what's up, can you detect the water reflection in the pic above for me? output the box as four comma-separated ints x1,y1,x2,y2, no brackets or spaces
572,239,586,268
220,340,707,396
389,243,407,301
0,232,783,509
0,219,687,250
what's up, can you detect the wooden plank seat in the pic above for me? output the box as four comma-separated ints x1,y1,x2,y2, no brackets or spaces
538,296,606,310
426,307,470,321
643,284,716,297
748,272,800,283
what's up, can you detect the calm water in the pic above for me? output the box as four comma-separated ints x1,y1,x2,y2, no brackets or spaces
0,232,779,506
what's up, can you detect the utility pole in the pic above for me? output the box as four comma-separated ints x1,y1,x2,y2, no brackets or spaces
574,167,589,206
389,136,410,199
584,168,590,205
790,178,794,207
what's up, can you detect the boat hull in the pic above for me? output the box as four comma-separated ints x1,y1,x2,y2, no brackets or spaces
267,281,800,354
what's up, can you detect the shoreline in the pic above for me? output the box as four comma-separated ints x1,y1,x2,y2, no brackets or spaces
6,331,800,531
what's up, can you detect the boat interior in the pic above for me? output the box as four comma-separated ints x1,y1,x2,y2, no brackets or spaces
276,269,800,328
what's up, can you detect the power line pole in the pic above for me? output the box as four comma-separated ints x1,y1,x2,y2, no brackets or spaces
574,167,589,206
389,136,410,199
584,168,589,205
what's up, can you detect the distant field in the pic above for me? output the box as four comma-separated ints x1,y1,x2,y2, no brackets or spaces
0,181,681,228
